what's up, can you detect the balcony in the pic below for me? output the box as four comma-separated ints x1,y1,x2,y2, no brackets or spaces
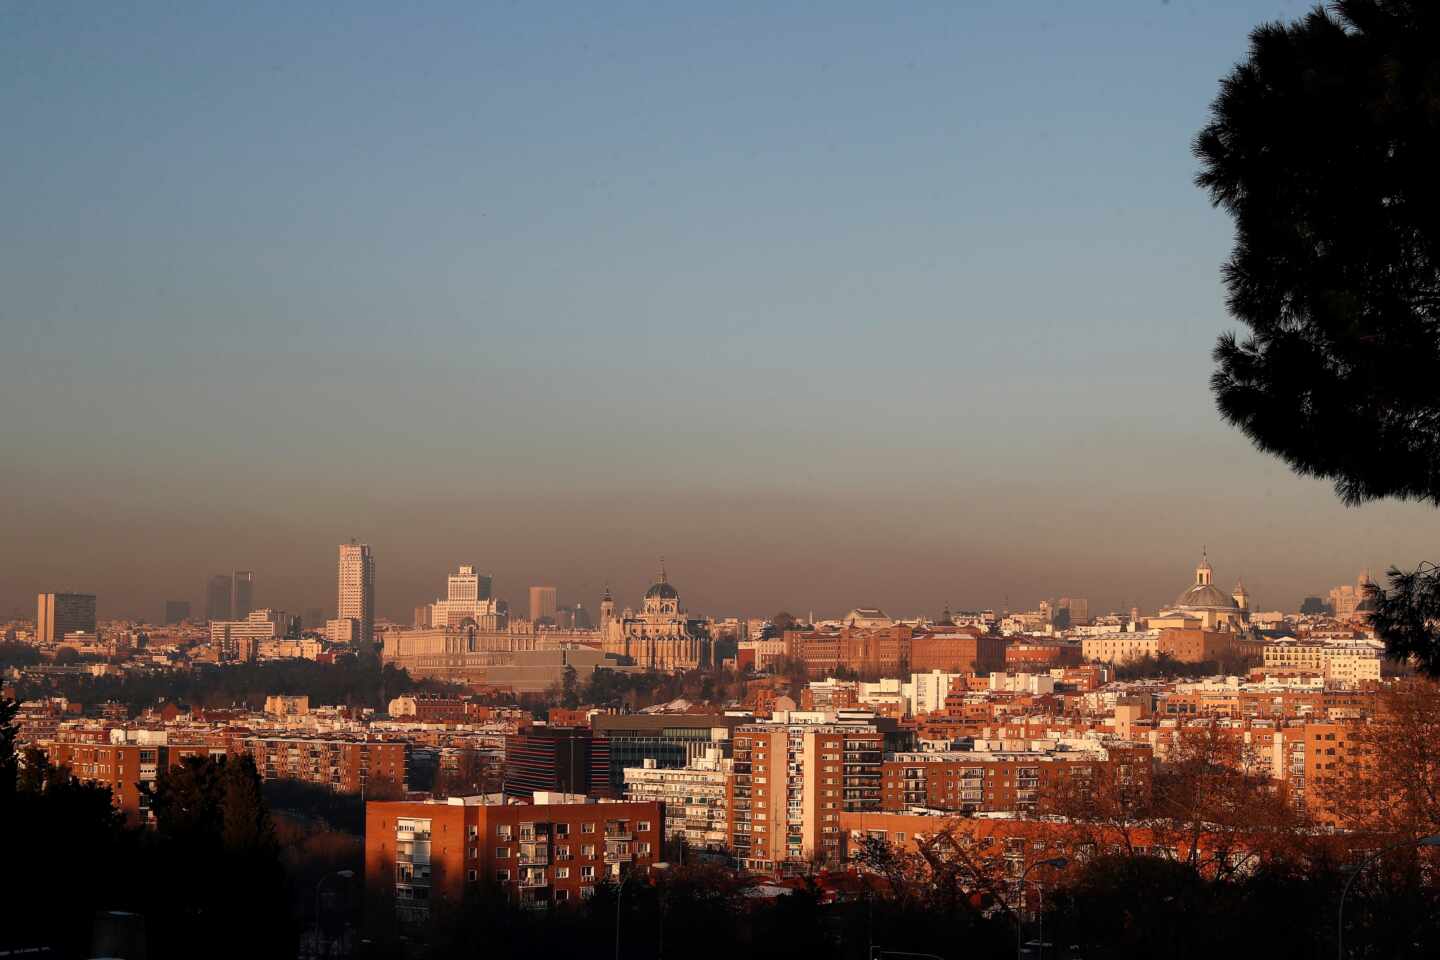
604,840,634,863
519,870,549,889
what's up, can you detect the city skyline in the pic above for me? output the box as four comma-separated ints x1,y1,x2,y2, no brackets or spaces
4,2,1436,621
0,542,1401,626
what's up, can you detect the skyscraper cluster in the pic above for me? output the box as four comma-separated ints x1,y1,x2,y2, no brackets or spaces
204,571,256,622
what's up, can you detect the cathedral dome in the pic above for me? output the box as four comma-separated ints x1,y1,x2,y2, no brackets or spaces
645,569,678,601
1174,583,1238,610
1173,551,1239,610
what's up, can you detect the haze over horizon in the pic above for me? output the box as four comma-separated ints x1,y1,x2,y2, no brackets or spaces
6,1,1437,623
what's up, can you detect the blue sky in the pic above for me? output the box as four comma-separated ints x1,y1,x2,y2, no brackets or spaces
5,0,1426,621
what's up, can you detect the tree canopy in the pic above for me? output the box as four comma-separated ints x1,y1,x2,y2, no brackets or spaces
1196,1,1440,674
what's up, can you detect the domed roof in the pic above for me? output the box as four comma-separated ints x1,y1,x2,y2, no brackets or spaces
1175,583,1239,610
645,567,678,600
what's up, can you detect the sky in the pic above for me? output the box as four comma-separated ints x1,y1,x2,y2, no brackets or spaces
4,0,1435,623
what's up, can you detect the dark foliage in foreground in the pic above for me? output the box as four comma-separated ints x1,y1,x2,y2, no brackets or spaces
0,698,314,959
1195,1,1440,675
350,848,1440,960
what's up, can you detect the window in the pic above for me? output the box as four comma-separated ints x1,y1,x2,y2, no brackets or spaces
468,825,478,839
582,822,596,834
637,842,651,856
497,825,513,839
637,821,651,832
581,866,595,880
495,870,510,882
495,847,510,859
583,844,596,858
467,869,478,882
468,847,478,859
555,889,570,903
555,823,569,836
556,867,570,879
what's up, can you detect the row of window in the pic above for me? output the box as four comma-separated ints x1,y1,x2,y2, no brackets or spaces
490,820,651,840
488,842,652,860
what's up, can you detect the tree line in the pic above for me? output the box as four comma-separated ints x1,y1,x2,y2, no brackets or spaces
10,655,459,715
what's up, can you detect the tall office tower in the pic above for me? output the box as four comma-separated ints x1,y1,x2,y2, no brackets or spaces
163,600,192,625
206,574,232,621
529,586,558,625
337,541,376,646
232,570,255,619
429,564,500,628
36,593,98,644
448,565,481,604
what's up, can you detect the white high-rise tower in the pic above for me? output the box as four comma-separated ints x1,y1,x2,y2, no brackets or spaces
337,541,375,646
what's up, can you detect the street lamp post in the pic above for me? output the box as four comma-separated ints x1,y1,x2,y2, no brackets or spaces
614,871,631,960
1337,835,1440,960
314,869,355,958
1016,857,1068,960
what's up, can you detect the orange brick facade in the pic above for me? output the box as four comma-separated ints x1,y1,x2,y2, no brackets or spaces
365,798,664,920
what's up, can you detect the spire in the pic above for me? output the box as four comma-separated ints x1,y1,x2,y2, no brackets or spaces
658,557,667,584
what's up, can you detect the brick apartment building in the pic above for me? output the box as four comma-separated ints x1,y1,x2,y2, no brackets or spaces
1005,640,1083,670
388,696,469,724
41,735,223,825
241,736,409,794
365,796,664,920
881,742,1153,815
729,721,884,872
910,631,1007,674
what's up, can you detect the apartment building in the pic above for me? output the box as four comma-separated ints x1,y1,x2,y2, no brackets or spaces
880,740,1153,815
623,750,731,850
910,631,1007,674
592,712,751,793
1006,640,1084,670
1081,631,1161,664
729,720,884,872
1262,641,1383,685
1276,721,1358,824
241,736,409,793
41,731,219,825
208,609,290,662
365,796,663,920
